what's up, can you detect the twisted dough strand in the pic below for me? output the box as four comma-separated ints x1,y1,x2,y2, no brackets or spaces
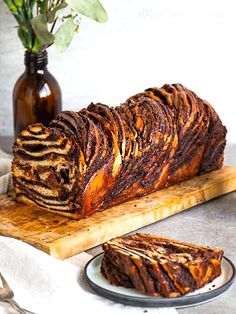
12,84,227,218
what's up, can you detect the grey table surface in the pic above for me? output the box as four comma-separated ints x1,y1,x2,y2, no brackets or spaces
1,137,235,314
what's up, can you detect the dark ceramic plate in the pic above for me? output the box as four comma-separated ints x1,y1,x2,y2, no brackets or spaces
84,253,235,308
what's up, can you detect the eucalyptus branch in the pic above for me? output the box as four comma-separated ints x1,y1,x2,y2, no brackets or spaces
3,0,108,53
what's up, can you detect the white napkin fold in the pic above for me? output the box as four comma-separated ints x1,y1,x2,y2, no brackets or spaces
0,150,12,193
0,149,177,314
0,237,178,314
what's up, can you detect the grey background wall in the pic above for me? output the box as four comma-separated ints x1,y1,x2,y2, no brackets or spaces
0,0,235,142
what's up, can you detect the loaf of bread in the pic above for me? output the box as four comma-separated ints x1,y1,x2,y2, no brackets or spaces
101,233,224,297
12,84,227,218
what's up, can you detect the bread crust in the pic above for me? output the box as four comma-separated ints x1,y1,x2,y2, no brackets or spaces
101,233,224,297
12,84,227,218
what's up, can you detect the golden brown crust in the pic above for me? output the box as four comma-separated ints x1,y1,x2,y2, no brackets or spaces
12,84,227,218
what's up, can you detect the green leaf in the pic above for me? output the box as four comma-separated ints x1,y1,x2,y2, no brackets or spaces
55,17,75,52
32,37,42,53
18,26,33,50
18,26,29,49
3,0,19,15
14,0,24,6
4,0,33,24
66,0,107,23
46,2,68,23
31,15,55,47
8,0,25,20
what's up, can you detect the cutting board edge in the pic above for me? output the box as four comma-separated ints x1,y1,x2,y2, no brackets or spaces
47,169,236,259
1,165,236,259
0,233,51,255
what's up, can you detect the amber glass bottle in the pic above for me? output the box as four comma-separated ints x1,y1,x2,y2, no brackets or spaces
13,50,62,138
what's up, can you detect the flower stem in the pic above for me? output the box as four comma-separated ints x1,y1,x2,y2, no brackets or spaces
50,0,61,33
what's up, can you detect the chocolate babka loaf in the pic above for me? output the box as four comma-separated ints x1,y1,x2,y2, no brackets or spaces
12,84,227,218
101,233,224,297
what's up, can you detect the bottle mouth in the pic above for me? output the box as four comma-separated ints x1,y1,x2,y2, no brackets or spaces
24,50,48,70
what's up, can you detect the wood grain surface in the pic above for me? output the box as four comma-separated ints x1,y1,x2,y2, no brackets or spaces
1,166,236,259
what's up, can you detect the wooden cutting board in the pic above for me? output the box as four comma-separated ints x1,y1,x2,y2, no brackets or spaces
1,166,236,259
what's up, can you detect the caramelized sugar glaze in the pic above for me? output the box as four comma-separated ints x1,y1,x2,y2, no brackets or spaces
12,84,227,218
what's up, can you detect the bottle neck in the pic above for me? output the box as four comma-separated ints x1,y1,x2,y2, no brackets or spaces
24,50,48,74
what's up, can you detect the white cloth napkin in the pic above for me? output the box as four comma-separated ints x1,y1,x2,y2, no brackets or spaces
0,150,12,194
0,237,178,314
0,149,178,314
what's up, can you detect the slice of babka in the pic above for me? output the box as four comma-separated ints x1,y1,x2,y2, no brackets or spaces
101,233,223,297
